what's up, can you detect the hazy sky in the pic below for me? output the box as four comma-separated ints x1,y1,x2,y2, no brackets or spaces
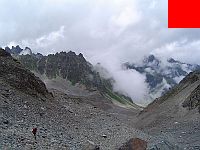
1,0,200,105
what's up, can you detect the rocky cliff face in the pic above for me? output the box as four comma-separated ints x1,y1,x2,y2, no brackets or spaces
18,51,105,91
182,72,200,112
0,48,51,98
14,47,137,108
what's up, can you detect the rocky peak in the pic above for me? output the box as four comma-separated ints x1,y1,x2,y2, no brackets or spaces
4,46,12,54
147,55,156,62
5,45,23,55
78,53,84,58
67,51,76,56
19,47,32,55
12,45,23,54
143,55,160,66
168,58,178,63
0,48,11,57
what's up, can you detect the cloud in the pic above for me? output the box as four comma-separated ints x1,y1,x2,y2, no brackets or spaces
91,51,149,106
153,39,200,64
112,69,149,106
36,26,65,48
5,26,65,54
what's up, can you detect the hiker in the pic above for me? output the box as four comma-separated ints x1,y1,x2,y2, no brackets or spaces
32,128,37,140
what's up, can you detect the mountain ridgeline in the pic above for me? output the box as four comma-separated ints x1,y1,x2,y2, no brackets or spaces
5,46,200,106
5,46,136,108
19,51,105,90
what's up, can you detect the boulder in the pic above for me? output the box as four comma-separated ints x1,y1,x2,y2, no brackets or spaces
83,140,100,150
119,138,147,150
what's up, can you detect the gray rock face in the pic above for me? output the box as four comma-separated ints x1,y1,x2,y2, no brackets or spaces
18,51,105,91
5,45,23,55
182,73,200,112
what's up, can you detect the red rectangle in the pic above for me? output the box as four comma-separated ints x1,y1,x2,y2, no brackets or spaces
168,0,200,28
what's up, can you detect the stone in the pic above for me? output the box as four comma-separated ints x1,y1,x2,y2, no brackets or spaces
119,138,147,150
3,120,9,124
83,140,100,150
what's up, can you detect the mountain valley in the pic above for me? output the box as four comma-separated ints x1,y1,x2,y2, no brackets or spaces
0,47,200,149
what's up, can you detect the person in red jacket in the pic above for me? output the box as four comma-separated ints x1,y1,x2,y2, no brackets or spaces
32,128,37,140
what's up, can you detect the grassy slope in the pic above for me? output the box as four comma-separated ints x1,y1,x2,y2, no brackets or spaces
104,88,143,110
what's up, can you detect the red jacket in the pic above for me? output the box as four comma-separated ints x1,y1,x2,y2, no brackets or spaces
32,128,37,135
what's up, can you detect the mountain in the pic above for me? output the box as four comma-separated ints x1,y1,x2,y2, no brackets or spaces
1,47,198,149
125,54,200,100
5,45,23,55
5,45,32,56
0,48,149,149
136,71,200,149
8,46,138,109
19,47,32,55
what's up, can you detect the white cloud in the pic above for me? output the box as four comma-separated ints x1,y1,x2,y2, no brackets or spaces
112,69,149,106
35,26,65,48
149,0,157,9
111,6,141,28
153,39,200,64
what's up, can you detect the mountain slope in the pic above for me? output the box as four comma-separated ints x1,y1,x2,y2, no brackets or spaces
136,71,200,149
0,48,51,98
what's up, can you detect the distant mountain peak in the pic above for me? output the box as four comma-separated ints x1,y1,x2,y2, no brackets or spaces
125,54,200,101
168,58,177,63
19,47,32,55
146,55,156,62
143,54,160,67
5,45,32,55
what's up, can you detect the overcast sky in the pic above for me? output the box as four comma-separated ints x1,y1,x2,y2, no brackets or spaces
1,0,200,64
1,0,200,105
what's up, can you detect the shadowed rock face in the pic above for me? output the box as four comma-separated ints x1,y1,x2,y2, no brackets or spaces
18,51,106,91
0,48,51,98
183,84,200,113
0,48,11,57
